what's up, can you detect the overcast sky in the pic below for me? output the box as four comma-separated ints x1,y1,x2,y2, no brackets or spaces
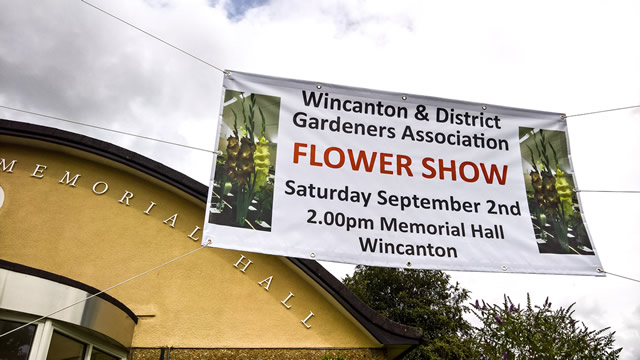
1,0,639,357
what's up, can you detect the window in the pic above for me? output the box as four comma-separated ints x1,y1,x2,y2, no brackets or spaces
0,319,37,360
90,348,118,360
46,332,86,360
0,314,126,360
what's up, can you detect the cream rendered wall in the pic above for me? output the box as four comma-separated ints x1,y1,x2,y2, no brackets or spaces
0,136,381,349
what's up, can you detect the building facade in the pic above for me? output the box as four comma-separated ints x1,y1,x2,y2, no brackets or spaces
0,119,422,359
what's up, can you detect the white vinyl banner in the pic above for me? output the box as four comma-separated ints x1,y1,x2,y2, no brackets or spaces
203,71,604,275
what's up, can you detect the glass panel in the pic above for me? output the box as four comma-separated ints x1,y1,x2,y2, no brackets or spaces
46,331,85,360
90,347,118,360
0,319,37,360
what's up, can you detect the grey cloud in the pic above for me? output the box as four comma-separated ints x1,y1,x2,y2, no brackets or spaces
224,0,269,21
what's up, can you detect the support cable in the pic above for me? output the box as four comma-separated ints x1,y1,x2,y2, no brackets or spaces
2,103,639,192
80,0,229,75
0,105,215,153
577,189,640,194
563,104,640,118
598,269,640,283
0,242,210,339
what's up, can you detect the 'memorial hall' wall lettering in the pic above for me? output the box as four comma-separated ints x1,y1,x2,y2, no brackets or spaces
0,160,204,242
233,255,316,329
2,158,317,329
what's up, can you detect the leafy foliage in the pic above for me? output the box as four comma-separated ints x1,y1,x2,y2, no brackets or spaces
471,294,622,360
343,266,477,359
342,267,622,360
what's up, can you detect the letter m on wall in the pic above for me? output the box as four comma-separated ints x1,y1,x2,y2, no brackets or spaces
1,159,17,173
59,171,81,187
